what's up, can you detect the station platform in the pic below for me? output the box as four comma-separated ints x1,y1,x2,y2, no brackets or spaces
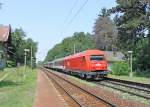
33,70,67,107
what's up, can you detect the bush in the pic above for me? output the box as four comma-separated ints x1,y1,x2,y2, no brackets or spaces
135,69,150,78
112,61,129,75
7,60,16,68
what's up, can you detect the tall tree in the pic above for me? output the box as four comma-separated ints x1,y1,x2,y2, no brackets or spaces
9,28,26,64
93,8,117,51
110,0,150,71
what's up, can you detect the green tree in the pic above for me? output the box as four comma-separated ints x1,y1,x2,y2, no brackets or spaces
110,0,150,71
8,28,38,67
44,32,96,62
23,38,38,67
9,28,26,64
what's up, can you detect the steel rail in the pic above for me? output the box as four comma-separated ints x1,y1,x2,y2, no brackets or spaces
95,82,150,99
105,77,150,89
105,80,150,93
42,68,116,107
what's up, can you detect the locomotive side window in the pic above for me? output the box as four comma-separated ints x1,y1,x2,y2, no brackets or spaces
90,55,104,61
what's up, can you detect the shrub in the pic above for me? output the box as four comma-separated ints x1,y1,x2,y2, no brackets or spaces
112,61,129,75
7,60,16,68
135,68,150,78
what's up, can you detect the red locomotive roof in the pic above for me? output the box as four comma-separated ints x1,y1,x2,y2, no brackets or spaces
65,49,104,60
52,49,105,62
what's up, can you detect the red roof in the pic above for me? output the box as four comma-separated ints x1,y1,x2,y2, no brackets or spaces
0,25,11,42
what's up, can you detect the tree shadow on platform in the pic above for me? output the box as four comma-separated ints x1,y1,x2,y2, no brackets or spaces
0,80,23,88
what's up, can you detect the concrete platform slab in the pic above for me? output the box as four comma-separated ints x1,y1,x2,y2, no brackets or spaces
33,70,67,107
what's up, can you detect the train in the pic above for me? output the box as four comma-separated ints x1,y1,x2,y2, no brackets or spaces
45,49,110,79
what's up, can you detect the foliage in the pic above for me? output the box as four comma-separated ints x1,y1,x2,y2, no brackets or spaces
44,32,96,62
6,60,16,68
7,28,38,67
110,0,150,71
135,69,150,78
93,7,118,51
133,38,150,71
112,62,129,75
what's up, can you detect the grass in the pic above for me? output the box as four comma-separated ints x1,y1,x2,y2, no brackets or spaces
108,74,150,84
0,67,37,107
0,69,11,79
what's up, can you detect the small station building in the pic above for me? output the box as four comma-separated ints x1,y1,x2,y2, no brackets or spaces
104,51,125,71
0,25,11,70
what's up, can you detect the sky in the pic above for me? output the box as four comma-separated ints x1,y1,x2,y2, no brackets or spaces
0,0,116,61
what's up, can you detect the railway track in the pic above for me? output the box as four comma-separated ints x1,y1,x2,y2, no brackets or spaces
95,77,150,99
44,67,150,100
42,68,116,107
105,77,150,89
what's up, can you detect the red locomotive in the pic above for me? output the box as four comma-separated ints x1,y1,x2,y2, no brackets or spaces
46,50,110,79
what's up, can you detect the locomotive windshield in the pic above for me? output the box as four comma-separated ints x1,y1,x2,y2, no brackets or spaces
90,55,104,61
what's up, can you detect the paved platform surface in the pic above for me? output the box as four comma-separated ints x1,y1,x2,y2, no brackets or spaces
34,70,67,107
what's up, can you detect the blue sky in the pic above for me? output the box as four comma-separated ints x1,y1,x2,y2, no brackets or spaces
0,0,116,61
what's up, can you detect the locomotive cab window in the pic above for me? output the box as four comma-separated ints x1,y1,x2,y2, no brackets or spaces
90,55,104,61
